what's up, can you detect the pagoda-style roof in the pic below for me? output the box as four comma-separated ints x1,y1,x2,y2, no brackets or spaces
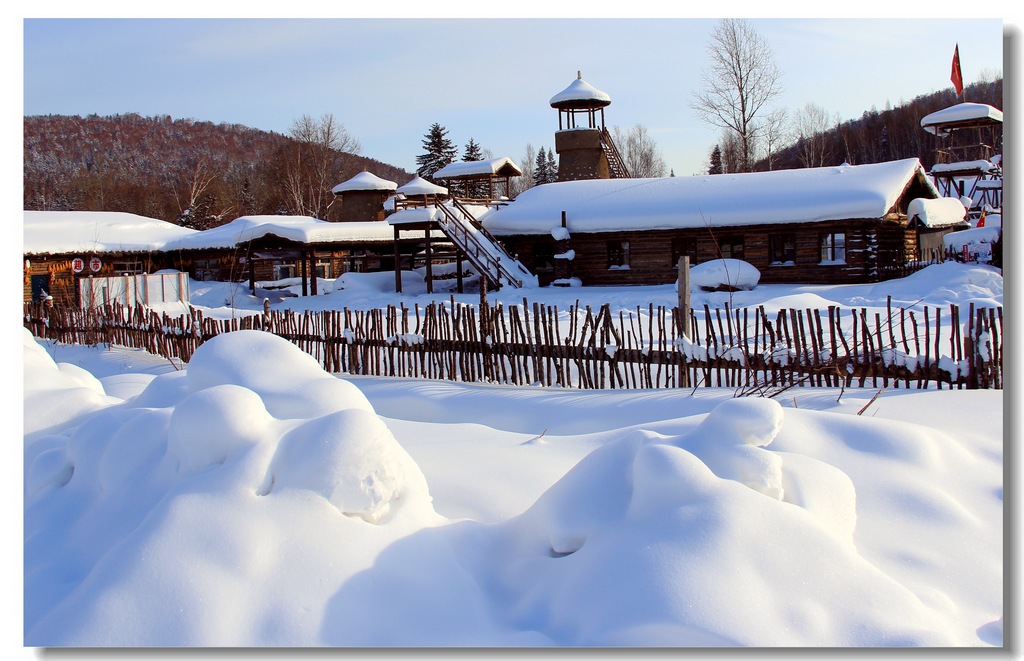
550,73,611,110
331,170,399,194
397,176,448,197
921,103,1003,136
433,157,523,180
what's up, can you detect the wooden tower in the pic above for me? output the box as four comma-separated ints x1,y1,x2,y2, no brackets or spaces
549,72,630,181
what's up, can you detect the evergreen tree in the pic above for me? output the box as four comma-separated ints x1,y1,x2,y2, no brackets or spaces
546,148,558,182
416,123,458,181
708,145,724,175
535,146,550,185
462,137,484,162
879,126,892,162
462,137,486,197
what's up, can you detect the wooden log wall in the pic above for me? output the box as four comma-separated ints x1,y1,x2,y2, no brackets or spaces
23,297,1003,391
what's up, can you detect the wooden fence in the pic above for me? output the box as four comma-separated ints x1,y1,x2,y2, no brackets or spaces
23,297,1003,392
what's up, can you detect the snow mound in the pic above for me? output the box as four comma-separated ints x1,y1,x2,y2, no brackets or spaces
25,330,439,645
264,408,432,522
676,397,785,499
465,397,954,646
23,328,119,436
186,329,373,419
687,259,760,291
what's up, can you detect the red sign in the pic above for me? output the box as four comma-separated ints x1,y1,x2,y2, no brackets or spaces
89,256,103,273
71,257,85,273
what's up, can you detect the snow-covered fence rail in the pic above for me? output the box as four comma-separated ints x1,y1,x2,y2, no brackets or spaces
24,297,1002,391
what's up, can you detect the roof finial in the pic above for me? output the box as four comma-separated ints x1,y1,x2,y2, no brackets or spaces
577,70,582,79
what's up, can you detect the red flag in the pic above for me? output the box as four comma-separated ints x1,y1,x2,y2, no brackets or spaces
951,44,964,95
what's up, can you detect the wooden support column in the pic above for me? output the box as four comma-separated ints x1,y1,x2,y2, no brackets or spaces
394,226,403,293
309,248,318,296
424,226,433,294
301,254,308,297
247,248,256,295
456,254,464,293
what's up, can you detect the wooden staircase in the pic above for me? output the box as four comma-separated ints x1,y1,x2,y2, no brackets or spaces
601,128,631,179
432,197,535,289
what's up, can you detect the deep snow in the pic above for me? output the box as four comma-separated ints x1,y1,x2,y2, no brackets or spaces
19,262,1005,649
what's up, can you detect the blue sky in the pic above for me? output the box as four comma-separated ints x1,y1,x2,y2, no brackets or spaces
20,13,1009,179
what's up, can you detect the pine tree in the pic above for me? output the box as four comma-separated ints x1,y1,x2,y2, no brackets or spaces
462,137,484,162
462,137,486,197
535,146,550,185
546,148,558,182
416,123,458,181
708,145,723,175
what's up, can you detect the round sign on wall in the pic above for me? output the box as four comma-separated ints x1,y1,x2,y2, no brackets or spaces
71,257,85,273
89,256,103,273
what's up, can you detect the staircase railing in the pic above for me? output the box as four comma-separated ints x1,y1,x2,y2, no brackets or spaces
600,128,631,178
433,199,526,289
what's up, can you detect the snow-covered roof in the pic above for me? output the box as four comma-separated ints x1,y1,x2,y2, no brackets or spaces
433,157,523,179
397,176,448,197
906,197,967,228
331,171,398,194
921,103,1003,135
24,210,199,255
929,159,997,174
164,215,395,251
549,75,611,108
387,207,439,226
482,159,937,236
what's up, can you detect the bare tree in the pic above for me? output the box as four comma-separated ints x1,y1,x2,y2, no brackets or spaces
793,103,836,168
510,143,536,197
612,124,668,178
719,131,744,174
691,18,783,172
283,113,361,218
757,107,790,171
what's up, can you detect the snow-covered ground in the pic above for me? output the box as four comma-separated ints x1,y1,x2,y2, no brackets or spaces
19,262,1007,650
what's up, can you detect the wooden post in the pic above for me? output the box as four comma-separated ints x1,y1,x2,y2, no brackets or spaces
247,248,256,295
300,255,308,297
309,249,318,296
677,256,690,338
424,227,433,294
457,254,464,294
676,256,690,388
394,226,403,293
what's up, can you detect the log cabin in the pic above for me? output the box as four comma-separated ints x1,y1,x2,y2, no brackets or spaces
478,158,966,286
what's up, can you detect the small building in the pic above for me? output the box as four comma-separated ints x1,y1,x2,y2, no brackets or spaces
479,158,954,286
549,72,629,180
920,102,1003,215
331,171,398,222
432,157,523,202
163,215,402,296
23,210,198,304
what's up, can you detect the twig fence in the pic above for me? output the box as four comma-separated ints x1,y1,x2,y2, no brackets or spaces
24,297,1002,392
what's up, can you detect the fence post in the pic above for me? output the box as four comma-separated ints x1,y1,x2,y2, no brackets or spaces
676,256,691,387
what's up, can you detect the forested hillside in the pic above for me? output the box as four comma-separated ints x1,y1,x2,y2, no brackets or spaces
23,113,411,226
752,78,1002,172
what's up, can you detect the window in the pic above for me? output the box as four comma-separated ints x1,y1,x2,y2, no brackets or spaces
717,236,744,260
273,262,296,281
769,233,796,265
607,240,630,269
315,259,332,280
671,237,698,266
533,241,555,273
820,232,847,264
113,261,143,274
